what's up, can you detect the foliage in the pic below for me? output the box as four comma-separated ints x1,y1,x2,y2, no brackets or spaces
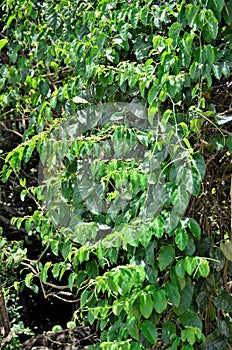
1,0,232,349
0,227,34,348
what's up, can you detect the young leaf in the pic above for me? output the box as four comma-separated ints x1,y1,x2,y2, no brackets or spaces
198,259,210,277
25,272,34,288
0,39,8,50
187,218,201,240
140,293,153,319
184,256,198,276
175,228,188,251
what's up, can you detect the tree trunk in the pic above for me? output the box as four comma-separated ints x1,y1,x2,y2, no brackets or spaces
0,277,10,337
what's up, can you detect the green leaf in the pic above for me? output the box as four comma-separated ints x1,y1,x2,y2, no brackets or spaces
165,210,180,235
133,37,152,62
25,272,34,288
106,48,119,64
184,257,198,276
68,273,76,291
52,325,62,332
73,96,88,103
118,22,129,42
212,63,222,80
183,33,195,56
25,218,31,233
67,321,76,329
23,141,36,163
205,44,215,64
203,11,218,41
222,62,231,78
198,259,210,277
190,118,205,133
80,290,93,309
220,241,232,261
182,165,201,195
187,218,201,240
51,240,59,256
4,15,16,29
140,320,158,345
40,262,51,283
175,228,188,251
174,278,194,315
127,316,139,340
20,189,28,202
168,22,182,44
179,309,202,330
213,0,225,12
52,263,61,279
209,136,225,151
145,265,158,283
78,245,90,263
226,134,232,154
214,291,232,312
140,293,153,319
148,83,160,103
153,289,167,313
175,261,186,278
165,282,181,307
61,241,72,261
153,215,164,239
162,321,176,344
193,152,206,180
181,329,196,346
166,337,180,350
88,310,95,325
186,5,199,27
158,245,175,271
130,7,141,29
140,7,149,25
0,39,8,50
40,80,50,96
171,184,189,214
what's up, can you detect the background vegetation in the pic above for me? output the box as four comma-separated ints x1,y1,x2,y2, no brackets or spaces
0,0,232,349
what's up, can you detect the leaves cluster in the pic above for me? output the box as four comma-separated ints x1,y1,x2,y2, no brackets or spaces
1,0,232,349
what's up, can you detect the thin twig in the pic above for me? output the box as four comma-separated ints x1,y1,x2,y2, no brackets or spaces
0,122,23,138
